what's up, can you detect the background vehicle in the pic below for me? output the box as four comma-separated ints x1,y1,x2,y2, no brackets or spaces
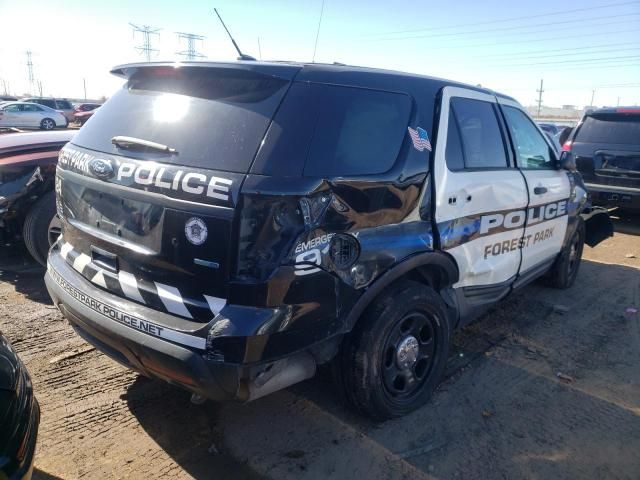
73,107,99,126
21,97,75,123
0,95,18,102
537,122,560,135
45,62,611,420
74,103,101,113
0,332,40,480
0,130,74,265
565,107,640,212
0,102,68,130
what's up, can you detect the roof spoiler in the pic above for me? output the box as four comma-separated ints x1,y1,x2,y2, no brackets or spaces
110,62,300,81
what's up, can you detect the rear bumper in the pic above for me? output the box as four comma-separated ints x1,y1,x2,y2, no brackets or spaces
45,249,328,401
585,183,640,211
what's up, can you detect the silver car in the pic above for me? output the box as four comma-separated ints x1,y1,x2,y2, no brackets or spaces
0,102,68,130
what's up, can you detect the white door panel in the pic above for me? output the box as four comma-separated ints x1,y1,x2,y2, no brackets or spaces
497,97,570,271
435,87,527,288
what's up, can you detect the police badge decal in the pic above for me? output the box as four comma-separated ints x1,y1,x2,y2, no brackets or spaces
184,217,208,245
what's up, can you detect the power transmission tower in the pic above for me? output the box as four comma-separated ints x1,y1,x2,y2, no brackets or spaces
175,32,206,60
26,50,35,95
129,23,161,62
536,79,544,117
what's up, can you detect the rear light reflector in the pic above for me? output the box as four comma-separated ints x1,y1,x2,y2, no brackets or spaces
562,141,572,152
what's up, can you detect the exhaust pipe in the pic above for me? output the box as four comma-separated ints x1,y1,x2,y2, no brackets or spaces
244,352,316,401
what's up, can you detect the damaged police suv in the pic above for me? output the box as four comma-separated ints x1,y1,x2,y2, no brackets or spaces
45,62,612,419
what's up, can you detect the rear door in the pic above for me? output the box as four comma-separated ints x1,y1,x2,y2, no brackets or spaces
56,64,298,322
434,87,527,292
498,99,570,273
21,104,44,126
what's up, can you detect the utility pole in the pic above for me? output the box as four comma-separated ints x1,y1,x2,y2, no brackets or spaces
617,96,620,106
590,89,595,107
257,37,262,60
37,80,43,97
26,50,35,95
130,23,161,62
83,78,87,100
175,32,206,60
536,79,544,118
1,79,8,95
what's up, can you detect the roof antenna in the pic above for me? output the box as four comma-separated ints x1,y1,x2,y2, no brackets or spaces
213,8,256,61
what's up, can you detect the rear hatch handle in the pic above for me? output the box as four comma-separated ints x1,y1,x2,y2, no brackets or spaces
112,136,178,154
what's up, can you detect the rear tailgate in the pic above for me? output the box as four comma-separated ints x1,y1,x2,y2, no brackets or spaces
572,111,640,191
55,63,298,322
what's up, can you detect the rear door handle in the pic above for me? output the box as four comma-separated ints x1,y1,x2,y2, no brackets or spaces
534,186,548,195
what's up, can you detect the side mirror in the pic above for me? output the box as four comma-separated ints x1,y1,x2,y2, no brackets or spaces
559,151,576,171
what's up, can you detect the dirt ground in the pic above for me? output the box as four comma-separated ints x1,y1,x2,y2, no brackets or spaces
0,212,638,480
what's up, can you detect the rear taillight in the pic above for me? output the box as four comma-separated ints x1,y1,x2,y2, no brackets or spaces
562,141,572,152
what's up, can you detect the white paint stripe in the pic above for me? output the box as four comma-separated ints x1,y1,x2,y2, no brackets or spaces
60,242,73,260
118,271,145,304
203,295,227,315
91,269,107,289
154,282,193,319
72,253,91,273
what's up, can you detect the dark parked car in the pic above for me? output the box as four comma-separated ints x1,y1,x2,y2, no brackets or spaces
74,103,101,113
0,332,40,480
0,130,74,265
564,107,640,212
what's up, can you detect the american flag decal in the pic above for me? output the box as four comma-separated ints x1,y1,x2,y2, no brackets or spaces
408,126,432,152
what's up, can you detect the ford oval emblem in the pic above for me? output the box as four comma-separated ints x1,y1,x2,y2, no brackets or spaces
89,158,114,179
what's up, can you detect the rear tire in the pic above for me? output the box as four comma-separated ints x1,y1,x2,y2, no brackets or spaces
545,219,585,289
40,118,55,130
23,191,59,266
334,280,451,420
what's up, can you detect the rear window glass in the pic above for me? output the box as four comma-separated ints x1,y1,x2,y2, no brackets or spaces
576,114,640,145
71,67,289,172
254,83,411,177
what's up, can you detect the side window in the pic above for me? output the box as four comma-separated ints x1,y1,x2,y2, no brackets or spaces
23,104,42,112
450,97,508,169
502,106,554,169
445,109,464,170
4,104,21,112
56,100,72,109
41,99,55,108
303,85,411,176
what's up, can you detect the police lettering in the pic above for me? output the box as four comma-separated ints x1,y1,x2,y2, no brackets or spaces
480,201,567,235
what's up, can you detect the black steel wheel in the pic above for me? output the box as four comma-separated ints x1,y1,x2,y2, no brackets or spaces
335,280,451,420
544,219,585,289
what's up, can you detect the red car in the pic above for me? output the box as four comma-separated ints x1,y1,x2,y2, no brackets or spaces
73,103,101,126
0,130,74,265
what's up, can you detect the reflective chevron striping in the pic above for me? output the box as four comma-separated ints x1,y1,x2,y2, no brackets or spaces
154,282,194,319
118,270,146,304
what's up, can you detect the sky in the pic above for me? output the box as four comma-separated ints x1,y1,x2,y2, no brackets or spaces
0,0,639,108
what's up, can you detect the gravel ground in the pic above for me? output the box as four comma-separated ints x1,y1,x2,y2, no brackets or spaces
0,212,638,480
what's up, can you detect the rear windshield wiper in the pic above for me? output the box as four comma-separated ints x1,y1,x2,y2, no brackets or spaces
111,136,178,154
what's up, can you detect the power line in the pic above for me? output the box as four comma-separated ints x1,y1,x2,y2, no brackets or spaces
370,13,640,42
130,23,161,62
176,32,205,60
479,41,640,58
370,17,640,42
487,54,640,68
424,28,640,50
368,0,640,37
477,46,640,62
